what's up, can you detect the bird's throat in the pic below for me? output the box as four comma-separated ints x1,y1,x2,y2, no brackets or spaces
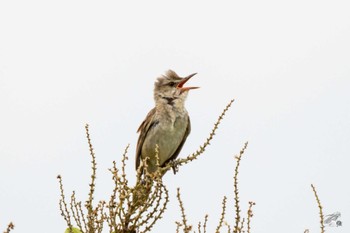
156,97,187,120
162,97,176,106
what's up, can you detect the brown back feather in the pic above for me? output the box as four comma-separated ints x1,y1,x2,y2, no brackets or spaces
135,107,157,170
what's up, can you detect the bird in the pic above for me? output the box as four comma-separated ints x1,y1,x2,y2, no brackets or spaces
135,70,199,175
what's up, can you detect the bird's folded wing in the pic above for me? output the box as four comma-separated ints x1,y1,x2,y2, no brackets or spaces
135,107,158,170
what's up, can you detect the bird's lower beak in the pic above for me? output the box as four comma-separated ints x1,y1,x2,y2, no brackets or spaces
176,73,199,92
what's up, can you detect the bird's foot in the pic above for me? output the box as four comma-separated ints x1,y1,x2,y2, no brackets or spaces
169,160,179,174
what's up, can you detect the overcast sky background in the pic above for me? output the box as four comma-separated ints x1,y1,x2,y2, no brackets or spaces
0,1,349,232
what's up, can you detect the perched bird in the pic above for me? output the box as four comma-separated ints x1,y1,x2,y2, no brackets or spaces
135,70,199,175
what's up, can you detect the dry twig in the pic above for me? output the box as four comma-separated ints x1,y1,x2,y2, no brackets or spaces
311,184,325,233
3,222,14,233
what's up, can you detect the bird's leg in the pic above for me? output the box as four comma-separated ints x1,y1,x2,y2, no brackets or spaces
168,160,179,174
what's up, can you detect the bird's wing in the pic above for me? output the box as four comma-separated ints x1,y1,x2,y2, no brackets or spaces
163,115,191,166
135,107,158,170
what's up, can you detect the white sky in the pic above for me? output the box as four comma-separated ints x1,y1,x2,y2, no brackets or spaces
0,1,349,232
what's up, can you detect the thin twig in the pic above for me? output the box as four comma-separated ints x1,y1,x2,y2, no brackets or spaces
3,222,14,233
57,175,73,230
246,201,255,233
85,124,97,232
311,184,325,233
177,188,191,233
233,142,249,233
216,196,227,233
203,215,208,233
162,99,235,173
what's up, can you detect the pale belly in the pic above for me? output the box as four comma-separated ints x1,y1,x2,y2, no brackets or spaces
141,116,188,169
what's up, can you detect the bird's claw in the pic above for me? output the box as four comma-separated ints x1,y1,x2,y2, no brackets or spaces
169,160,179,174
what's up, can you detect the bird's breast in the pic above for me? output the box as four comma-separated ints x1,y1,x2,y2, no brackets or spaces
141,115,188,165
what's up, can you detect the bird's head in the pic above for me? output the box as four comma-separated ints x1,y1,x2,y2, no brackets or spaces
154,70,199,106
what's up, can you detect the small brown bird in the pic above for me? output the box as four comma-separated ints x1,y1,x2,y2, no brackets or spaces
135,70,199,175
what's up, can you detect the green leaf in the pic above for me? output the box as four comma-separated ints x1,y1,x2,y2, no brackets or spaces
64,227,83,233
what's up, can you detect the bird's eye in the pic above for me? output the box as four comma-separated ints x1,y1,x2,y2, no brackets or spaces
168,82,176,87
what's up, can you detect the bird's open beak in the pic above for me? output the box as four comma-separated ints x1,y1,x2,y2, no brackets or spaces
176,73,199,92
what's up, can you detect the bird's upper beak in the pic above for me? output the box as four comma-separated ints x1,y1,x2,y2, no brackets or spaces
176,73,199,92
